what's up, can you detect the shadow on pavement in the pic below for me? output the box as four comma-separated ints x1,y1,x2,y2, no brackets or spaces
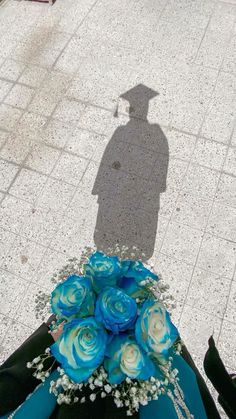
92,84,169,261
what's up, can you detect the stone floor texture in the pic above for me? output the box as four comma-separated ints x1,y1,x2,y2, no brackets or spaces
0,0,236,415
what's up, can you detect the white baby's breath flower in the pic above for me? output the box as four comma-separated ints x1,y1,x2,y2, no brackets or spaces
27,362,32,368
90,393,96,402
104,384,112,393
101,392,106,398
89,383,95,390
80,397,86,403
94,379,103,387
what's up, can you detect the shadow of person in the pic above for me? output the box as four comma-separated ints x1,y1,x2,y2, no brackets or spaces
92,84,169,261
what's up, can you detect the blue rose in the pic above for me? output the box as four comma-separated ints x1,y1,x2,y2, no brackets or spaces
119,261,158,298
135,300,179,362
95,287,137,334
51,317,107,383
51,275,95,320
85,251,123,293
104,334,156,384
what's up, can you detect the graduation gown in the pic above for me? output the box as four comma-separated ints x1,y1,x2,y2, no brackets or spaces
0,323,220,419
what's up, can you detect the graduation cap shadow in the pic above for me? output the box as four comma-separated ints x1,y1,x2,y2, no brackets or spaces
92,84,169,261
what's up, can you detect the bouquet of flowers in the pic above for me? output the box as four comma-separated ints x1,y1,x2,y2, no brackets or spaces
28,252,183,416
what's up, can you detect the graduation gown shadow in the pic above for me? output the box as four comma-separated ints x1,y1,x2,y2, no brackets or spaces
92,85,169,261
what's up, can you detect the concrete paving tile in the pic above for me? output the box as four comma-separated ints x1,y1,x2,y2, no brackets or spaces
161,0,216,18
155,252,194,305
218,320,236,370
67,53,135,109
79,160,100,193
224,281,236,324
232,125,236,147
35,248,69,290
0,228,16,268
195,30,229,69
197,233,236,279
4,84,35,109
201,110,234,145
66,128,108,161
191,137,227,171
215,173,236,208
162,128,197,160
0,315,11,346
18,64,48,88
41,119,77,148
57,0,97,33
179,305,222,361
15,282,50,329
161,221,203,265
53,36,86,74
25,143,60,175
0,159,19,192
53,98,85,124
209,72,236,115
181,163,220,199
21,206,63,247
9,168,48,204
172,192,211,231
78,104,126,137
223,147,236,176
0,130,9,149
0,104,22,131
151,158,188,190
207,202,236,242
222,34,236,74
66,188,98,221
37,178,75,213
0,79,13,102
0,269,29,318
17,112,47,134
0,320,33,364
50,215,95,256
0,195,32,234
0,132,34,164
51,152,89,185
186,267,231,318
209,3,236,33
28,72,71,117
0,59,25,81
3,235,46,282
170,66,218,134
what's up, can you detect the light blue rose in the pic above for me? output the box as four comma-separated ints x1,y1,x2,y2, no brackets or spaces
135,300,179,362
51,275,95,320
119,261,158,298
85,251,122,293
95,287,137,334
104,334,156,384
51,317,107,383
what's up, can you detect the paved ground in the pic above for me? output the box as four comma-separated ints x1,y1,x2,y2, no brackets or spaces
0,0,236,413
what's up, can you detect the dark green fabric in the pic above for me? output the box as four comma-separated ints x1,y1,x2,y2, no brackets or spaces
0,325,220,419
204,336,236,419
0,323,55,416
